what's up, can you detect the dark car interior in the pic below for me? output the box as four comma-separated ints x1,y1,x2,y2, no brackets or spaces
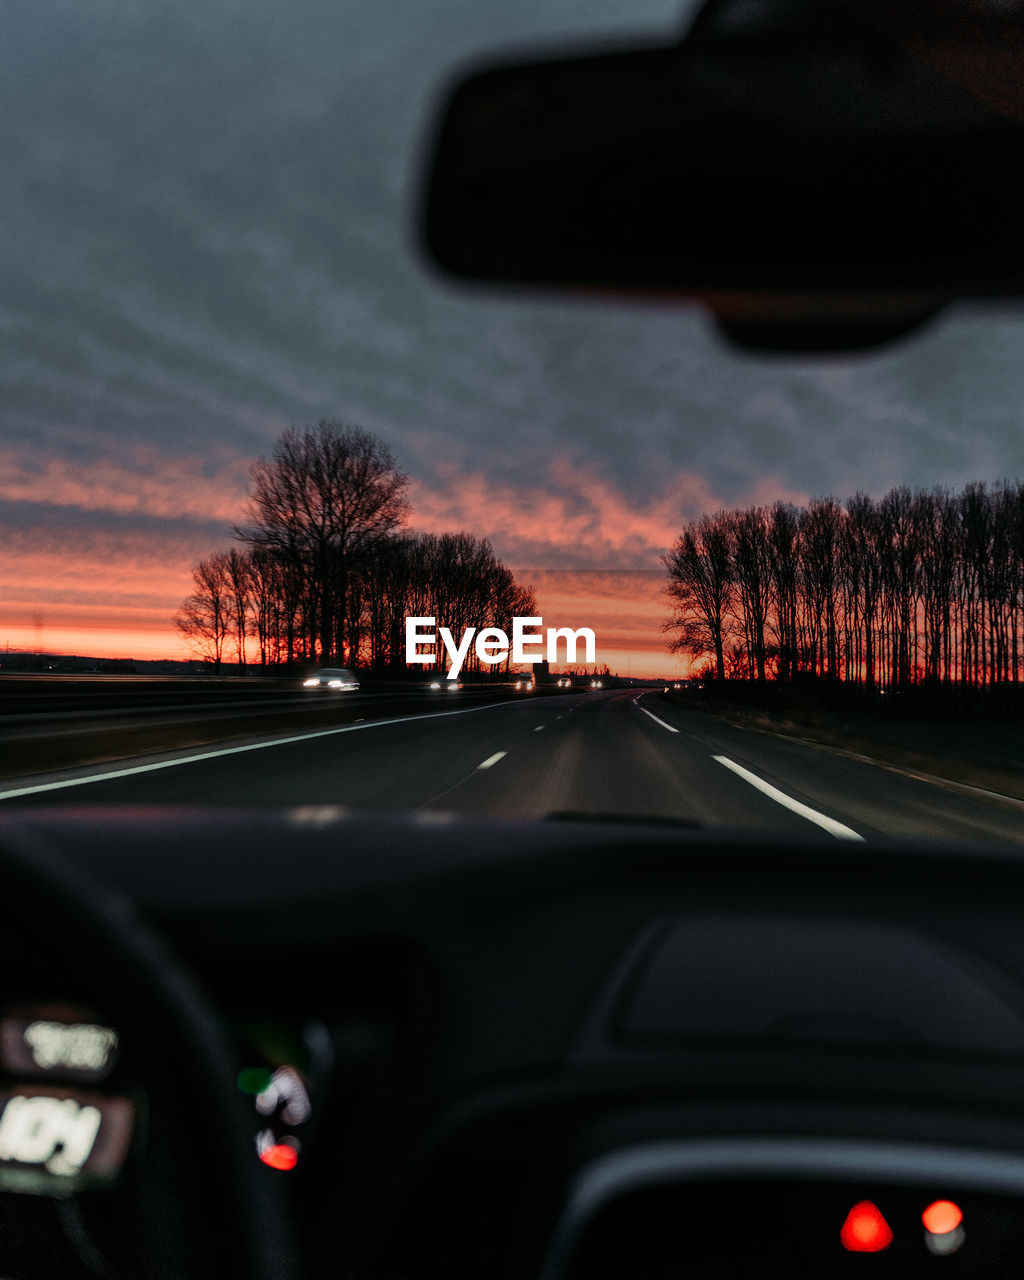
7,811,1024,1277
5,0,1024,1276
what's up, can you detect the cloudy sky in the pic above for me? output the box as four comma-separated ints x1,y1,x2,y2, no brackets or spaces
4,0,1024,672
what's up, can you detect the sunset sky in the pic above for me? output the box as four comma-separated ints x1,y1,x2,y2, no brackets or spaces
6,1,1024,677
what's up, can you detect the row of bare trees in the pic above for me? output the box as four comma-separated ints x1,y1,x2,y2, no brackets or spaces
174,423,535,673
664,482,1024,690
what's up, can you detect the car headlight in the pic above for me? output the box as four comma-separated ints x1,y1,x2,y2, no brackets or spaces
302,678,318,687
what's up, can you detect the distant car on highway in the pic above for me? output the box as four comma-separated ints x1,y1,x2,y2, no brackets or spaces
513,673,534,691
301,667,359,690
428,675,462,691
589,678,604,689
556,677,571,688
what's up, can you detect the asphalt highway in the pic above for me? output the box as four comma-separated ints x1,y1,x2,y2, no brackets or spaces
2,690,1022,843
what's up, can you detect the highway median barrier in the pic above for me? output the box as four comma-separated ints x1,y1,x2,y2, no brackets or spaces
0,677,526,781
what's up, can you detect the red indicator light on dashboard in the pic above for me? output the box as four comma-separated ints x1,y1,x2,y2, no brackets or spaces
922,1200,962,1235
841,1201,893,1252
258,1143,299,1172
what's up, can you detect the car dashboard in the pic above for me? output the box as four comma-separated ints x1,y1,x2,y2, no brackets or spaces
2,809,1024,1278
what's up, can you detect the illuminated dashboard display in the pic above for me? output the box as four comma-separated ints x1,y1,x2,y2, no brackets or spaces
233,1017,325,1174
1,1011,119,1081
0,1005,132,1195
558,1177,1016,1277
0,1087,133,1194
240,1064,312,1172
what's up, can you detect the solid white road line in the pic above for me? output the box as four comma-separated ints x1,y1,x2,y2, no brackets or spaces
477,751,507,770
639,706,679,733
713,754,864,841
0,701,517,801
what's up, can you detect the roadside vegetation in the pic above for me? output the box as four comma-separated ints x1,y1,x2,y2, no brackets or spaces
174,423,536,673
664,482,1024,796
665,482,1024,704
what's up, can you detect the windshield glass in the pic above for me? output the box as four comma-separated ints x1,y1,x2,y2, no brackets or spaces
4,0,1024,844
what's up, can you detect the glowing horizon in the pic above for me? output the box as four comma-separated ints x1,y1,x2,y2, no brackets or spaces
0,625,689,679
1,457,782,677
0,558,690,677
0,571,691,677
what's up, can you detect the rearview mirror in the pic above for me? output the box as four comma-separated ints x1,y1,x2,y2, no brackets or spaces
420,0,1024,350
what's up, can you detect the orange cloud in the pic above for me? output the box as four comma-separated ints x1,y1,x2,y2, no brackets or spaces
0,452,804,669
1,542,197,660
0,437,252,659
0,499,224,660
408,463,805,677
410,460,806,568
0,442,250,522
516,569,685,678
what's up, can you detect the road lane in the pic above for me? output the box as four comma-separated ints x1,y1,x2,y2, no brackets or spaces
632,692,1024,843
2,690,1022,843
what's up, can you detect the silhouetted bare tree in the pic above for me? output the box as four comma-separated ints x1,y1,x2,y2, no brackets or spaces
236,422,410,664
176,425,535,674
663,513,734,681
665,480,1024,697
731,507,773,681
173,553,232,672
768,501,801,681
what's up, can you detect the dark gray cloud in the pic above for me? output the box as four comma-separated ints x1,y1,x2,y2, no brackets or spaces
0,499,230,550
4,0,1024,594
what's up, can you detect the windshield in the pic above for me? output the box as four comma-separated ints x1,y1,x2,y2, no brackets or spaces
4,0,1024,844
